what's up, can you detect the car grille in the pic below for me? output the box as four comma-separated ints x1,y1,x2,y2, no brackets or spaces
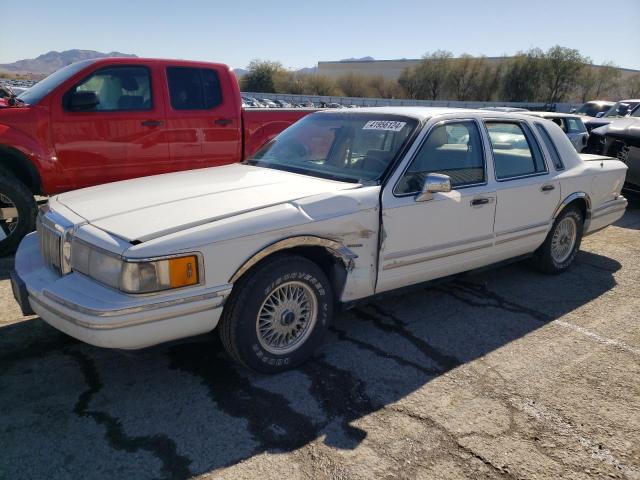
36,215,63,274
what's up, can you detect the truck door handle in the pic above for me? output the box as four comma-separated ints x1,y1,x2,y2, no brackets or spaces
541,184,555,192
214,118,232,126
141,120,164,127
470,197,492,206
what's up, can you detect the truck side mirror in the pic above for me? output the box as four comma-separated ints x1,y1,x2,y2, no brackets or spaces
415,173,451,202
68,91,100,111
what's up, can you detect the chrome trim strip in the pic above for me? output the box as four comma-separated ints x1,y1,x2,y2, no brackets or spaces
591,205,627,220
495,221,551,237
495,228,548,245
41,283,232,318
592,196,627,214
384,233,494,261
229,236,358,283
30,294,224,330
383,242,493,270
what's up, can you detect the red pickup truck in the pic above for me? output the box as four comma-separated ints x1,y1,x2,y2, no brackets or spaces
0,58,313,254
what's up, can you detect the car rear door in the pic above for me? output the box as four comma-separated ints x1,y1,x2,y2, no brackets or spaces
164,65,241,170
51,63,170,189
377,118,497,293
484,120,560,262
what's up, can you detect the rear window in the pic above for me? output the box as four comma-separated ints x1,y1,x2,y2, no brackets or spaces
565,118,586,133
167,67,222,110
534,123,564,170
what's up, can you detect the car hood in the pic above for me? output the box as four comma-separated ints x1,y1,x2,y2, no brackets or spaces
592,118,640,145
55,164,360,242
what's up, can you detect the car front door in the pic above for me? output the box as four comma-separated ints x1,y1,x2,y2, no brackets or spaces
51,64,170,189
164,65,241,171
484,120,560,263
377,119,497,293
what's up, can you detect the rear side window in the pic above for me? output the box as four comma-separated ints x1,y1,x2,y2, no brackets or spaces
565,118,586,133
485,122,546,180
535,123,564,170
66,66,152,111
167,67,222,110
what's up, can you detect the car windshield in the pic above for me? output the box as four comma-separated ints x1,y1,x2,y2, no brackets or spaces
246,113,418,183
17,59,97,105
575,102,611,116
630,105,640,118
603,101,639,118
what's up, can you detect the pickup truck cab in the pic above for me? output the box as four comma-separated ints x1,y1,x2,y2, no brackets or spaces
13,107,628,373
0,58,313,254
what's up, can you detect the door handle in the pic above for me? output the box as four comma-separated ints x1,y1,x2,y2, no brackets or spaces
541,184,555,192
214,118,232,126
470,197,493,206
141,120,164,127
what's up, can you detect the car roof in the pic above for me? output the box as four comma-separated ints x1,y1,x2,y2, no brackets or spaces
313,106,538,121
523,112,583,119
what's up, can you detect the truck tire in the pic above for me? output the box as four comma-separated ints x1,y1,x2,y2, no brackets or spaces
531,205,583,274
0,169,37,256
219,254,333,373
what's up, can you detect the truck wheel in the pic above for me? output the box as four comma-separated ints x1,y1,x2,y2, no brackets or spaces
531,205,583,274
219,254,333,373
0,170,37,256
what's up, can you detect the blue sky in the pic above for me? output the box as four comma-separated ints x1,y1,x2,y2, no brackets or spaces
1,0,639,70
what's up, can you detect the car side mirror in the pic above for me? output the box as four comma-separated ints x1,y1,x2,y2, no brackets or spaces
415,173,451,202
570,108,576,113
595,112,605,118
68,91,99,111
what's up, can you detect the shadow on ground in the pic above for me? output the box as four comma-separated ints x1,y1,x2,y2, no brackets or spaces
0,250,621,479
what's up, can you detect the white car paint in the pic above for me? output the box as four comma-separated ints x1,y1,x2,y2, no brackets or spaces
13,107,628,350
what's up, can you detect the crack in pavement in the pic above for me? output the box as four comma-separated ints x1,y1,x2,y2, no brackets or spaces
353,305,461,372
328,325,441,376
388,407,516,479
67,349,193,480
434,280,551,323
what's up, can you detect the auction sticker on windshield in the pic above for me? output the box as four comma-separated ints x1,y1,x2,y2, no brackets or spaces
363,120,406,131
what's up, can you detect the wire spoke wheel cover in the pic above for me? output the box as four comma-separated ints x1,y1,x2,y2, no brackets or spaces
0,193,19,241
256,280,318,355
551,216,577,263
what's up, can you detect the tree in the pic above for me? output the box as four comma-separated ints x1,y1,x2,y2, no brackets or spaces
398,67,418,99
576,67,596,102
304,74,341,96
368,75,403,98
627,75,640,98
541,46,586,104
593,62,621,98
337,73,372,97
413,50,453,100
501,49,545,102
448,54,486,100
240,59,286,93
475,62,503,101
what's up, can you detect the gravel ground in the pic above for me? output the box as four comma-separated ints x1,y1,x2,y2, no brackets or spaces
0,199,638,480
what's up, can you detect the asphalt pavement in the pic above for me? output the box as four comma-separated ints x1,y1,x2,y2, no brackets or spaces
1,199,639,480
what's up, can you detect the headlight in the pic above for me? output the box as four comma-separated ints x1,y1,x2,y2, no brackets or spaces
71,238,200,293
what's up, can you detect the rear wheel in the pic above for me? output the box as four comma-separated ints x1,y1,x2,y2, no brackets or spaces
0,170,37,256
219,254,333,373
531,205,583,274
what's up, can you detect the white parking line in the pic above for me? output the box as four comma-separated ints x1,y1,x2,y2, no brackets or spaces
555,320,640,357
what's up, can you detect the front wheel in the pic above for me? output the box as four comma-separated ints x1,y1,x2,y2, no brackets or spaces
219,254,333,373
0,171,37,257
531,205,583,274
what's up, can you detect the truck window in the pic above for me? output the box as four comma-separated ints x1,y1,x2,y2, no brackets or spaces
167,67,222,110
66,66,152,111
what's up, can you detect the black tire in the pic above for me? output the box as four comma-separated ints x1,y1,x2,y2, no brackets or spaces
0,168,37,257
531,205,583,274
219,254,333,373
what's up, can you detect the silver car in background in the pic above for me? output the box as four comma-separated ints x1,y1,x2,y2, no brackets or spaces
523,112,589,152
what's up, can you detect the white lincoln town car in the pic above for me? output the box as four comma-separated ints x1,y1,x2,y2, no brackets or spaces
12,107,628,373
